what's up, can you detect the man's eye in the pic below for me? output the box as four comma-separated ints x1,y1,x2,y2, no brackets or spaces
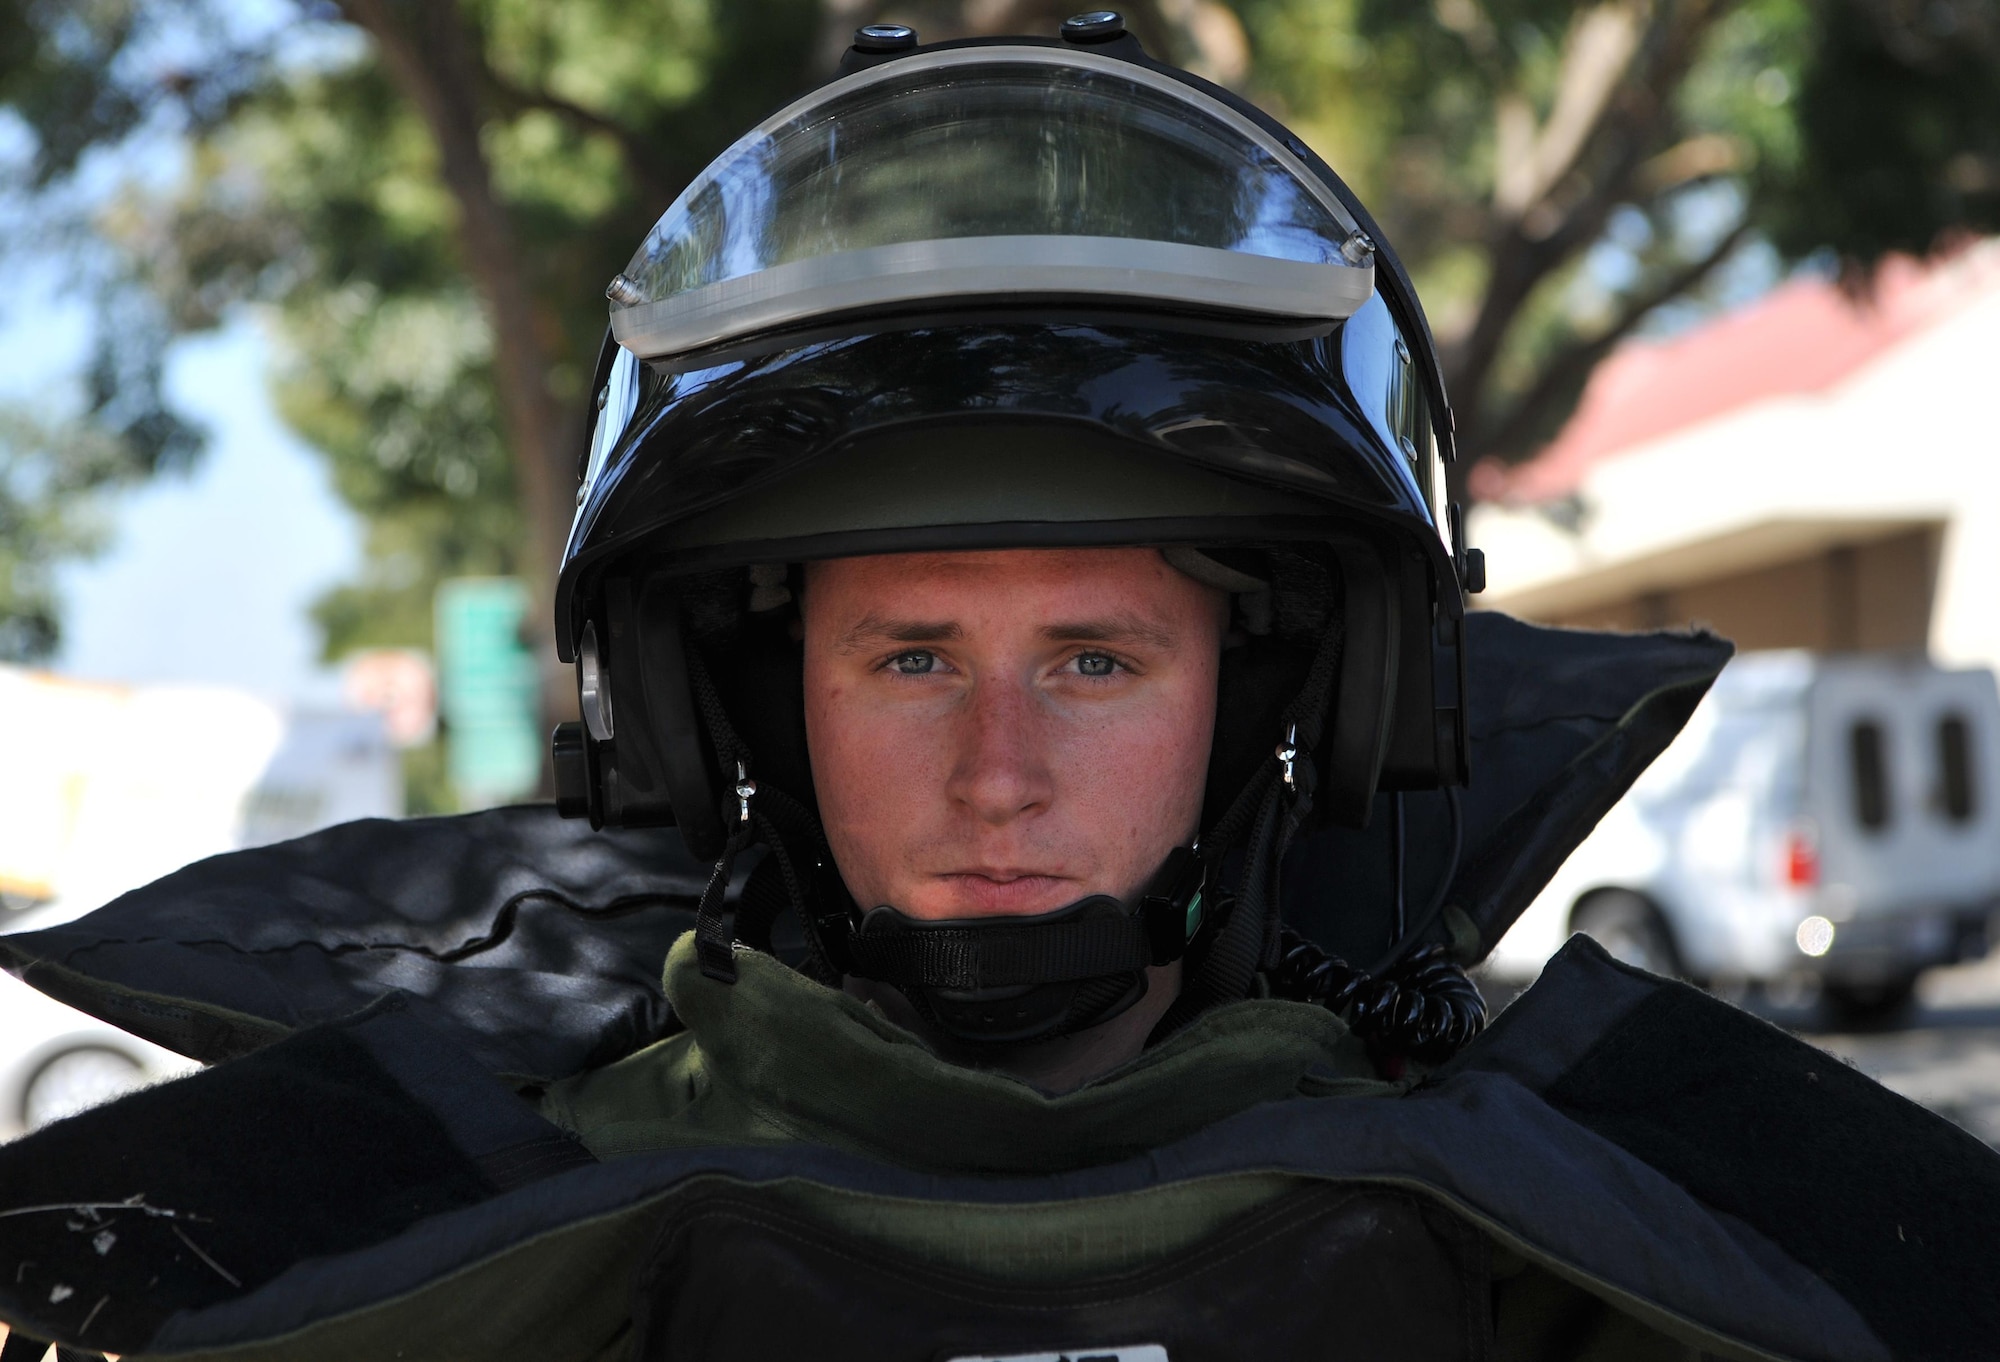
1074,652,1119,678
890,651,937,675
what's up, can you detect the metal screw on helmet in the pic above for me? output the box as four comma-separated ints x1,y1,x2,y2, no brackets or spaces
1276,723,1300,791
605,273,645,306
1062,11,1126,42
1340,231,1376,266
853,23,918,52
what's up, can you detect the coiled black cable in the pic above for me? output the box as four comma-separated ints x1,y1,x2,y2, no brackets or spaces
1269,927,1487,1064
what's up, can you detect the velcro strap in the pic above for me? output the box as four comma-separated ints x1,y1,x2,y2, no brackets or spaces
847,910,1152,990
0,1334,49,1362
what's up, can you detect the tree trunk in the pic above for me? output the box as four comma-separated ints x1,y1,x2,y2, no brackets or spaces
337,0,581,747
1438,0,1735,506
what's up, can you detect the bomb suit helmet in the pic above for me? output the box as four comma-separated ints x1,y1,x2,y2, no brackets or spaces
551,17,1477,1044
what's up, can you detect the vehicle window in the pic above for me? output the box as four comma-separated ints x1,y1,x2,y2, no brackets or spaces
1937,712,1976,823
1849,719,1891,831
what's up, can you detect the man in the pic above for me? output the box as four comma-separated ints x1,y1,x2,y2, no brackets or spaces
805,547,1220,1089
3,16,1998,1362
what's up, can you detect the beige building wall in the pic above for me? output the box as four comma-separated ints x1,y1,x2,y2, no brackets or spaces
1538,526,1942,653
1470,252,2000,677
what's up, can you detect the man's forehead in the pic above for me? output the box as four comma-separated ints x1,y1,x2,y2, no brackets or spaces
804,547,1217,644
830,609,1183,655
805,545,1172,586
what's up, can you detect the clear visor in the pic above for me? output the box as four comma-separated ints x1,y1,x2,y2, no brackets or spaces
609,47,1374,360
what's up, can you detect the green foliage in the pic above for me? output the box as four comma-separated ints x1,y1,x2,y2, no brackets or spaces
0,0,262,656
1761,0,2000,263
1238,0,1999,466
276,285,520,657
0,280,206,657
0,285,206,659
0,411,130,659
0,0,157,188
399,736,459,816
6,0,2000,679
123,0,826,669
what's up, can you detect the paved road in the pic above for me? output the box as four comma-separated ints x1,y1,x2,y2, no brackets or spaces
1780,952,2000,1148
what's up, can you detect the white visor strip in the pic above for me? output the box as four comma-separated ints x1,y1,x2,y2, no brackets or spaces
611,235,1375,360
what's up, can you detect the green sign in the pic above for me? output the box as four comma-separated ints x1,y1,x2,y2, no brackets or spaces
434,577,541,807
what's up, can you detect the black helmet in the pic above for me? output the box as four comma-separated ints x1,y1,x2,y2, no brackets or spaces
549,20,1480,1049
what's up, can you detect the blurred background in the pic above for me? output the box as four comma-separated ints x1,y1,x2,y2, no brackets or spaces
0,0,1997,1141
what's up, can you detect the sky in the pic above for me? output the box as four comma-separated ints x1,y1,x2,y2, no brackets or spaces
0,1,367,710
0,286,364,706
54,319,364,704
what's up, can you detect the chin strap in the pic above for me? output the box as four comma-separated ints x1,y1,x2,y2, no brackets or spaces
826,845,1207,1045
1151,613,1345,1039
850,901,1154,989
693,762,758,983
845,845,1204,989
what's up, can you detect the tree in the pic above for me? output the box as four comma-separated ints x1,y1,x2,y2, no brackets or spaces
1240,0,2000,497
34,0,1240,704
0,0,236,660
2,0,1995,713
140,0,829,693
233,0,1240,675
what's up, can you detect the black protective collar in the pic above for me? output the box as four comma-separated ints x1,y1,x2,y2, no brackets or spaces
822,846,1208,1046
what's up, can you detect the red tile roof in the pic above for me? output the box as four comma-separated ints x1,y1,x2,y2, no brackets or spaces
1485,241,2000,503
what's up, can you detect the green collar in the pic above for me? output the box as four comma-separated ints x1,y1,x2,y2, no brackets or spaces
662,935,1391,1175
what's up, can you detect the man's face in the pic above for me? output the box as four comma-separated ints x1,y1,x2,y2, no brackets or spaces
803,547,1225,921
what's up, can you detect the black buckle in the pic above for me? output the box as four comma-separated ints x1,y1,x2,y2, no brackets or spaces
1139,845,1206,965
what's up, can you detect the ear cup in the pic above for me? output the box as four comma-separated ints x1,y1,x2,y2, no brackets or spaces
634,579,727,860
701,610,819,827
1205,636,1313,829
590,576,676,832
1320,537,1399,829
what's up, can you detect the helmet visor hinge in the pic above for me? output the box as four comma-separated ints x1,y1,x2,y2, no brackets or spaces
1276,723,1300,792
578,620,614,742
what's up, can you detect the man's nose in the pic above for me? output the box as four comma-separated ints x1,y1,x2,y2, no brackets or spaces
944,672,1054,825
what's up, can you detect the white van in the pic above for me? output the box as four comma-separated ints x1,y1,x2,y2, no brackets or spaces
1488,652,2000,1023
0,672,403,1139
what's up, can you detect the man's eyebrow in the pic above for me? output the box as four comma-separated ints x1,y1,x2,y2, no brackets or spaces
1040,615,1178,650
834,615,964,654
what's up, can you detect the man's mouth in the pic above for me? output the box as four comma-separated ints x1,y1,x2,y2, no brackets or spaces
932,870,1080,915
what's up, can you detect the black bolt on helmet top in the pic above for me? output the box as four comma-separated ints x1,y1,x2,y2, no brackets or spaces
552,16,1474,1046
1062,11,1127,42
852,23,918,53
